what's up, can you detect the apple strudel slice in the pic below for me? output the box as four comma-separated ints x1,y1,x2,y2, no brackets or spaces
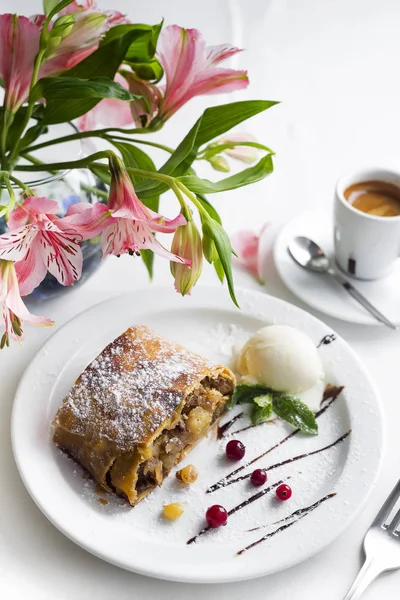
53,325,235,506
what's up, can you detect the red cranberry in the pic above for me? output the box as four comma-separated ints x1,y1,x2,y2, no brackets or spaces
206,505,228,528
276,483,292,501
226,439,245,461
250,468,267,487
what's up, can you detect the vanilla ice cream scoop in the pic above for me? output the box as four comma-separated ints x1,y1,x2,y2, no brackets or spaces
237,325,324,398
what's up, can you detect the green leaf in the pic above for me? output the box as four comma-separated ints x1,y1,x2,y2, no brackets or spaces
229,383,272,409
1,107,46,152
124,59,163,82
65,28,141,79
201,213,238,308
196,193,222,224
43,0,74,17
272,394,318,435
90,164,111,185
177,154,274,194
251,394,274,424
101,22,164,82
135,100,277,199
213,257,225,282
35,27,149,123
140,249,155,280
110,141,156,184
33,77,139,125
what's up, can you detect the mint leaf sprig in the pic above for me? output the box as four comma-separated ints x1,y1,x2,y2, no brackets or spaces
230,383,318,435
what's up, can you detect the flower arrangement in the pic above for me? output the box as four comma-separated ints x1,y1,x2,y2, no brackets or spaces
0,0,276,347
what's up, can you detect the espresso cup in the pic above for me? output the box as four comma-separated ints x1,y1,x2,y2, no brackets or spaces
334,168,400,280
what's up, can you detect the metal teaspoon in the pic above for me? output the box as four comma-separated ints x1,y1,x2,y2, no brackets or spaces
288,236,397,330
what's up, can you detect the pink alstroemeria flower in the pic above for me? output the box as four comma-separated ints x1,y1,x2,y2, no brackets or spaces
102,158,189,262
0,197,99,295
0,259,53,347
42,3,128,75
68,158,189,262
156,25,249,121
0,14,41,111
0,6,127,111
79,25,248,130
231,224,269,284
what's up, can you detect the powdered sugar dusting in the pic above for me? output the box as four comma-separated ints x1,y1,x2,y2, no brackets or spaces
55,326,215,449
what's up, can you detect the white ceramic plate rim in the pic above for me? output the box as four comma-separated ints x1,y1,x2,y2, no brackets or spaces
11,286,385,583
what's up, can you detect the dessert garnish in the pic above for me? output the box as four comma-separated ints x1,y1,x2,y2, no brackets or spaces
225,439,246,461
317,334,337,348
250,469,267,487
230,384,318,434
176,464,198,484
212,430,351,490
207,385,344,493
237,493,336,555
206,505,228,528
248,492,337,531
187,479,286,544
276,483,292,501
163,503,184,520
217,412,244,439
236,325,325,413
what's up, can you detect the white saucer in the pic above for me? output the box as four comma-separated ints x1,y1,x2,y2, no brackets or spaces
274,211,400,326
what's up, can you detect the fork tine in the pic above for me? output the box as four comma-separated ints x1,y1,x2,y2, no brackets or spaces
373,479,400,527
387,506,400,535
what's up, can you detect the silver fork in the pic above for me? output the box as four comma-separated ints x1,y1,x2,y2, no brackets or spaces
344,478,400,599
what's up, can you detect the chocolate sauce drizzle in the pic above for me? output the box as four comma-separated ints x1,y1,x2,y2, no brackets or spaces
217,412,244,439
207,385,344,494
247,492,337,532
187,479,286,545
237,492,336,555
223,418,278,439
317,334,336,348
211,430,351,490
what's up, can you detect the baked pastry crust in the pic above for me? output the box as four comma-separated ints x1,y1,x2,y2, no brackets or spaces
53,325,235,505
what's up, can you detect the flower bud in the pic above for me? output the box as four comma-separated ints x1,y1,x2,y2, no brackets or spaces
82,13,108,32
170,220,203,296
208,155,230,173
51,14,76,39
219,133,259,164
202,230,218,264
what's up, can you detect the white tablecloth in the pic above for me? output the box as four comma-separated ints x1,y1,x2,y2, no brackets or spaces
2,1,400,598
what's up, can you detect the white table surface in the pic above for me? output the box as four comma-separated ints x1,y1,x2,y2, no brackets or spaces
2,1,400,598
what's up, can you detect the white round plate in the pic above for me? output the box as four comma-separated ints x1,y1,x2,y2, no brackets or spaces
274,210,400,325
12,287,384,583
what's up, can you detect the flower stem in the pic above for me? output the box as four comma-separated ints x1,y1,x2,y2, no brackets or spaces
104,135,174,154
23,152,108,199
7,49,46,167
13,150,115,172
0,109,14,170
8,174,34,196
168,182,191,217
22,127,151,154
80,183,109,200
175,181,207,217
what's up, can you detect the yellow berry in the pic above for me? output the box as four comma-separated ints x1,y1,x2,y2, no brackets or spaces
176,464,198,484
163,502,184,520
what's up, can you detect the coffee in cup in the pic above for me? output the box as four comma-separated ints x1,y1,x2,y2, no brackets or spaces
344,180,400,217
334,169,400,280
